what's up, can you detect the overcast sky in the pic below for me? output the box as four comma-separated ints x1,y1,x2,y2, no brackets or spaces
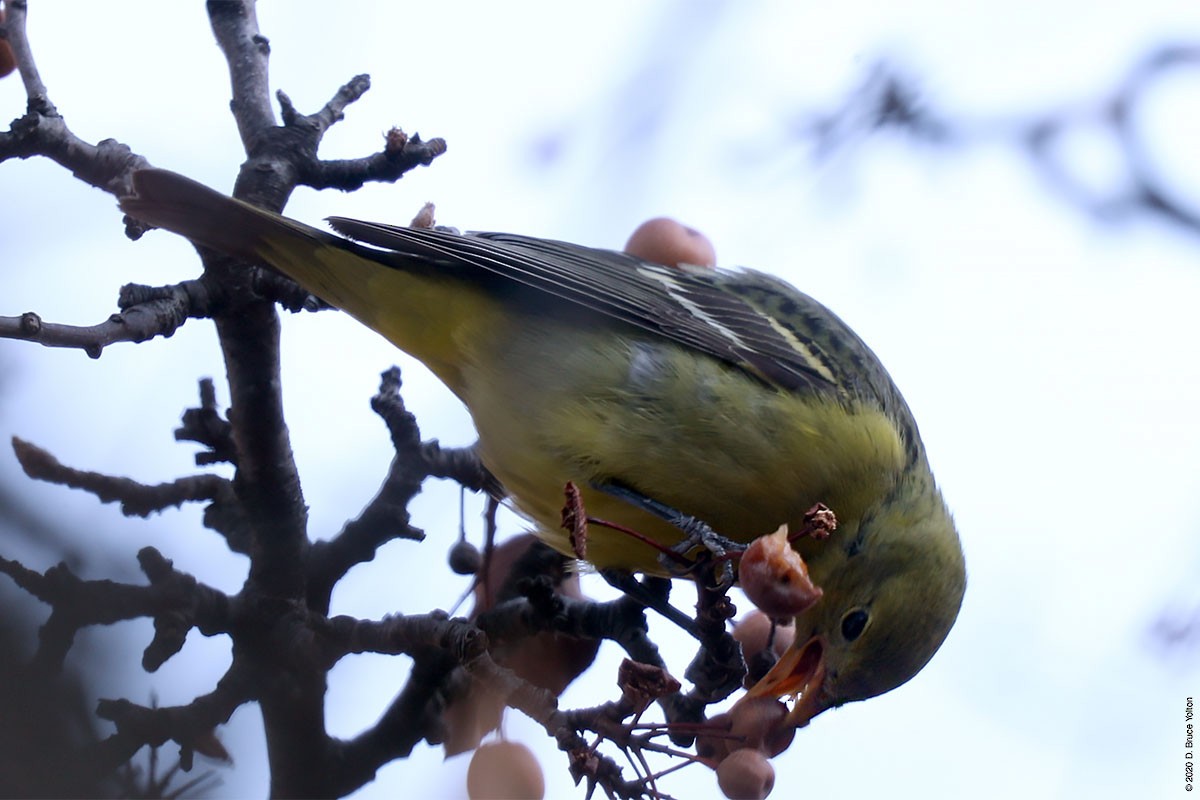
2,2,1199,798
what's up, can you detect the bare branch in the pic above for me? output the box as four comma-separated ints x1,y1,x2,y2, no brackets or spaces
324,607,601,798
175,378,238,467
0,110,150,197
421,441,503,495
0,547,234,673
12,437,233,518
0,279,214,358
299,131,448,191
207,0,276,147
671,580,743,746
252,268,333,313
333,651,465,794
318,610,485,665
2,0,54,113
307,368,429,613
94,661,254,764
0,2,149,196
277,73,372,135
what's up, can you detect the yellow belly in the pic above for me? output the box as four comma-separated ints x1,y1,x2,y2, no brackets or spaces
456,311,907,573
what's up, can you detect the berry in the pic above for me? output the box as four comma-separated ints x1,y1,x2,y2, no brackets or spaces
624,217,716,268
738,525,822,617
717,747,775,799
467,740,545,800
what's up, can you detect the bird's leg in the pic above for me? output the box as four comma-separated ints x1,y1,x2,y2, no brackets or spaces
600,570,700,640
593,482,743,588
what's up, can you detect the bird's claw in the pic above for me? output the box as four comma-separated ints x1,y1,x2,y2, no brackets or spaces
592,481,743,587
658,514,740,589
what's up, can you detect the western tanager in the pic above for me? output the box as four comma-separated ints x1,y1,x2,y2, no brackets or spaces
120,169,966,726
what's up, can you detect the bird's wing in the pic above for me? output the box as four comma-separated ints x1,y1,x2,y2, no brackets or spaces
327,218,872,398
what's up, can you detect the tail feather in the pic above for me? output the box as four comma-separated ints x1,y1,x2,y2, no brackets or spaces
118,169,486,387
119,169,327,263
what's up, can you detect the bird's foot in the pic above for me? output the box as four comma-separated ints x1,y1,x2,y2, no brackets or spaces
660,515,742,588
593,482,743,589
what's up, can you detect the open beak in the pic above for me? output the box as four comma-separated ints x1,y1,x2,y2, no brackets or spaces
743,635,831,728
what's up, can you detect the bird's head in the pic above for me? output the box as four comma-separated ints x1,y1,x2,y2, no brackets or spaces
744,469,966,727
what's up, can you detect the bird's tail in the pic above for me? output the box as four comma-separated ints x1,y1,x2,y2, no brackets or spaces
118,169,497,394
119,169,333,265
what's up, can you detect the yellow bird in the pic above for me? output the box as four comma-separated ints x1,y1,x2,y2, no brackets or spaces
120,169,966,727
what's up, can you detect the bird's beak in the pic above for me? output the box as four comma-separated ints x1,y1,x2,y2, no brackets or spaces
744,634,831,728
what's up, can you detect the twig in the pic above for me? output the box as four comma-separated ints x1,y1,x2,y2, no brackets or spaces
12,437,232,518
306,368,429,613
421,440,502,495
252,268,332,313
0,276,213,357
333,650,466,795
277,74,372,135
207,0,275,148
0,3,148,194
174,378,237,467
94,662,254,767
0,547,233,673
299,132,448,191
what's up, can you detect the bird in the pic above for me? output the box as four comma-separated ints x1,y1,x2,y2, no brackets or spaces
119,168,966,728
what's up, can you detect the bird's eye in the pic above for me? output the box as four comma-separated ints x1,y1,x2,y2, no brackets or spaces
841,609,869,642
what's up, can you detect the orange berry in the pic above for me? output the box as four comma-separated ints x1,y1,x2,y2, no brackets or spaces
624,217,716,268
738,525,822,617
